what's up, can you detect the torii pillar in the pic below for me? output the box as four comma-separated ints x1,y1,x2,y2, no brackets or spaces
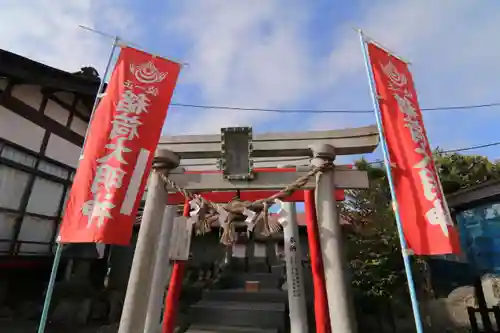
311,143,357,333
118,150,180,333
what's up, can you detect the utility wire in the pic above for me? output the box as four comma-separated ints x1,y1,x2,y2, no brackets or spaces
440,141,500,153
170,101,500,114
366,141,500,166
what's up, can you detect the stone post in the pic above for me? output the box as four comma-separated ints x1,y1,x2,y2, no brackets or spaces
282,201,309,333
144,205,176,333
310,143,357,333
118,150,179,333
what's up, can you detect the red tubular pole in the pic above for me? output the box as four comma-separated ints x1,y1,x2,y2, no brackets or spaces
162,262,186,333
161,200,190,333
304,190,331,333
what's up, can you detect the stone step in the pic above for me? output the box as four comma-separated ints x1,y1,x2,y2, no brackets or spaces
230,259,271,273
189,301,285,331
203,289,287,303
186,324,279,333
247,262,272,273
226,273,282,289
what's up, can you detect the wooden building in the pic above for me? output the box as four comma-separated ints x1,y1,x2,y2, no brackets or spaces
0,48,100,258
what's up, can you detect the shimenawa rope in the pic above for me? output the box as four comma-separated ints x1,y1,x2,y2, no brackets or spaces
154,163,333,245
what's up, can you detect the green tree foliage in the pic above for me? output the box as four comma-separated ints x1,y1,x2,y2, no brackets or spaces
434,150,500,194
342,159,404,298
343,152,499,299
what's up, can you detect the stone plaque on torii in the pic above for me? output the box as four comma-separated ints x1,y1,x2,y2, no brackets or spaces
117,125,379,333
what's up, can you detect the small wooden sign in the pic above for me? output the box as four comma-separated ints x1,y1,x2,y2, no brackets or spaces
245,281,260,293
220,126,253,181
169,216,193,261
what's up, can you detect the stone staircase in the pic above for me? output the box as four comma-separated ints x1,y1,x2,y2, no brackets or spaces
185,270,287,333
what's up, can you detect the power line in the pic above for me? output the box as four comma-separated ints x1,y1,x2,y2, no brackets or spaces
366,141,500,166
170,101,500,114
440,141,500,153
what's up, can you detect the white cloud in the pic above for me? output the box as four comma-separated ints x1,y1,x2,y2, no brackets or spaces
305,1,500,156
2,1,499,161
164,0,500,156
163,1,316,134
320,0,500,104
0,0,136,75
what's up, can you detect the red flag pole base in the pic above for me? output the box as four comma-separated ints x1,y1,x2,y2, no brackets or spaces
162,260,186,333
304,190,331,333
161,199,189,333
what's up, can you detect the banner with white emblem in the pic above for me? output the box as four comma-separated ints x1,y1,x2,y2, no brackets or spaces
365,42,461,255
59,47,181,244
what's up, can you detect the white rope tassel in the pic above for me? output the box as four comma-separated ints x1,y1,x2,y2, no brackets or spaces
274,199,289,227
188,198,200,225
242,208,258,232
216,206,229,229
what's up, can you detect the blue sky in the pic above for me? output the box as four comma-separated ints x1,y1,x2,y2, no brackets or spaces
2,0,500,167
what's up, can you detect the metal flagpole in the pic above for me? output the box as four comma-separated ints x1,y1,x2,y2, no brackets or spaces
37,34,120,333
357,30,424,333
80,34,120,159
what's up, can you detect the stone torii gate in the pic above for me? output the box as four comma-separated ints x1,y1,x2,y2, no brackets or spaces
117,125,379,333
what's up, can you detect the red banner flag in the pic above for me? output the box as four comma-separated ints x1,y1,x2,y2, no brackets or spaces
58,47,181,245
366,42,461,255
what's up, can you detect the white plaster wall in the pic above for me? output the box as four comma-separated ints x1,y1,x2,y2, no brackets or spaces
53,91,74,106
0,106,44,152
45,133,81,168
55,91,89,135
10,85,43,110
45,99,69,125
70,116,87,136
56,91,92,123
77,99,90,116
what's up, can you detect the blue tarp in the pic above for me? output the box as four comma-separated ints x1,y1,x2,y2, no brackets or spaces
456,201,500,273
